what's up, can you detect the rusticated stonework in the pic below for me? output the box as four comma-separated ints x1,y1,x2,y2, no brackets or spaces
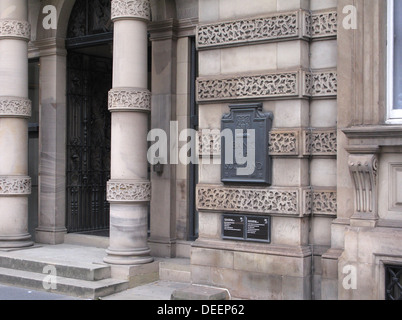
108,88,151,112
0,20,30,40
0,97,32,118
111,0,151,21
197,72,298,102
269,131,299,156
196,185,301,215
197,12,298,49
304,129,337,156
304,71,338,97
0,177,31,195
107,180,151,202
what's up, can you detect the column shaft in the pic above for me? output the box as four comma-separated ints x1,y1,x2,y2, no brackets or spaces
0,0,33,248
104,0,152,265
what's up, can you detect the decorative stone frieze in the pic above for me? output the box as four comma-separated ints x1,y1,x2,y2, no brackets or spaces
304,10,338,39
197,70,337,103
0,19,31,41
197,12,299,49
196,185,313,216
304,71,338,97
197,9,337,49
0,97,32,118
304,188,337,216
0,177,31,195
197,72,299,102
348,154,378,214
107,180,151,202
304,129,337,156
198,131,221,157
111,0,151,21
269,131,299,156
108,88,151,112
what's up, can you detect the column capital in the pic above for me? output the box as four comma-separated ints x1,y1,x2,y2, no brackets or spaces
108,88,151,112
111,0,151,22
107,180,151,203
0,97,31,118
0,19,30,41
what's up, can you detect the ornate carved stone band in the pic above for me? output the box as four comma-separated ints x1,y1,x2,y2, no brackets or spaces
197,184,337,217
0,177,31,195
111,0,151,21
0,97,32,118
108,88,151,112
0,20,31,41
197,9,337,49
197,70,337,103
107,180,151,202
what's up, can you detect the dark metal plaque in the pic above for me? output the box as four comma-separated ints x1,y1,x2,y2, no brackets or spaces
222,215,245,240
246,216,271,243
221,103,273,184
222,214,271,243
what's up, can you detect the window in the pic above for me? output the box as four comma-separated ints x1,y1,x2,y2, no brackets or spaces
385,265,402,300
387,0,402,123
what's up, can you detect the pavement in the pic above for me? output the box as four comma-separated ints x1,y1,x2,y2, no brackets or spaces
0,281,190,300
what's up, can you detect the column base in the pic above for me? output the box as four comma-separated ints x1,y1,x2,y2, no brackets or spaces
104,247,154,265
0,234,33,249
35,227,67,245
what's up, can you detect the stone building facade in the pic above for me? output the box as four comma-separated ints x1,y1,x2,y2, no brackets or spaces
0,0,401,300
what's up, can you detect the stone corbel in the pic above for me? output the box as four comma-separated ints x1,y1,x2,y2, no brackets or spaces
347,145,380,227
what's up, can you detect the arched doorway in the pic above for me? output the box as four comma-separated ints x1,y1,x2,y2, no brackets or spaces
65,0,113,234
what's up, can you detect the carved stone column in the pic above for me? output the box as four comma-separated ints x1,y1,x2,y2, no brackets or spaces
347,146,380,227
0,0,33,248
104,0,153,265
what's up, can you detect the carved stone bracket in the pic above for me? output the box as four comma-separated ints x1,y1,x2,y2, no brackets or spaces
0,97,32,118
348,151,379,224
107,180,151,202
111,0,151,21
0,177,31,196
0,19,31,41
108,88,151,112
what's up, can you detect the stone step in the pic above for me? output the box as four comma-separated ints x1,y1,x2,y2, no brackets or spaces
0,255,111,281
159,258,191,283
0,267,129,299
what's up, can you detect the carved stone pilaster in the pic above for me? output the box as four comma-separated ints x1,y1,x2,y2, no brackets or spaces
108,88,151,112
0,97,32,118
0,19,31,41
111,0,151,21
348,152,379,225
107,180,151,203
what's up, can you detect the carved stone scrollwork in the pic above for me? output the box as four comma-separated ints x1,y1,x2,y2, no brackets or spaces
348,154,378,214
269,131,299,156
111,0,151,21
304,129,337,156
304,71,338,97
0,97,32,118
108,88,151,112
0,19,31,41
0,177,31,195
107,180,151,202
